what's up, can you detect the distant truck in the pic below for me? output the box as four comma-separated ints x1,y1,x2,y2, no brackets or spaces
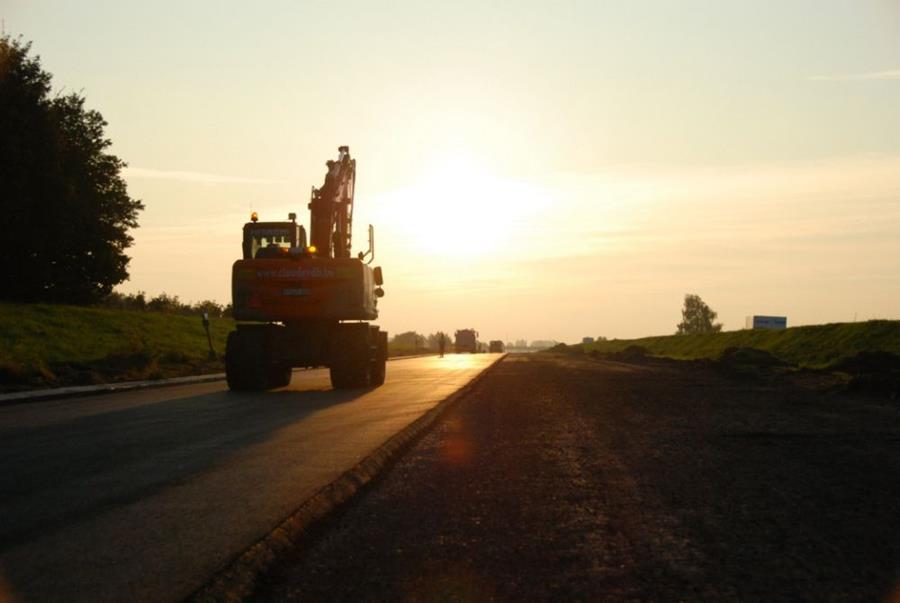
489,340,505,353
745,315,787,330
455,329,478,353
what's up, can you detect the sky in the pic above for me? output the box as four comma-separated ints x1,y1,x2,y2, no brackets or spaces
4,0,900,342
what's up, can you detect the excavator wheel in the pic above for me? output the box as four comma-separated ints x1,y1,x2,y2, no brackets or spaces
369,330,387,386
225,329,269,391
329,325,372,389
267,365,293,389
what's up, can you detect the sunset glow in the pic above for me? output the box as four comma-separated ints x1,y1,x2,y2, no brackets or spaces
374,153,551,258
8,0,898,342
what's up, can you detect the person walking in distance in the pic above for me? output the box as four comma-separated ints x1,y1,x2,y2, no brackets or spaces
438,332,446,358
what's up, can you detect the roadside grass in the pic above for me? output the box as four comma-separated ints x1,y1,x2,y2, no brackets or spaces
582,320,900,369
387,342,431,357
0,302,233,391
0,302,429,392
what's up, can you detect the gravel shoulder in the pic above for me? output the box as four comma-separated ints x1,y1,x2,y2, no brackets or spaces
255,353,900,602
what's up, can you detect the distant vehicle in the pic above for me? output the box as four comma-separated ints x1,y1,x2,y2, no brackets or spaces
455,329,478,353
489,340,505,353
582,337,595,344
745,315,787,330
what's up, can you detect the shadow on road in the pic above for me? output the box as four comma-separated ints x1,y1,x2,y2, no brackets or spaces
0,383,366,551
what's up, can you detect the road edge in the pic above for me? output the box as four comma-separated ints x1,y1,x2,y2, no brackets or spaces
187,354,507,603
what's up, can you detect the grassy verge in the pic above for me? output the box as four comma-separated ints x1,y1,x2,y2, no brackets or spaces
581,320,900,369
387,343,436,357
0,302,233,391
0,302,433,392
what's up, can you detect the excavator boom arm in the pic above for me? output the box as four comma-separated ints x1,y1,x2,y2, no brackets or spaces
309,146,355,259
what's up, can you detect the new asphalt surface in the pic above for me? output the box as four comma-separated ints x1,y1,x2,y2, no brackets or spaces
0,354,501,603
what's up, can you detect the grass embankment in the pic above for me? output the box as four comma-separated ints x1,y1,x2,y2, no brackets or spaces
583,320,900,369
0,302,432,392
0,302,233,391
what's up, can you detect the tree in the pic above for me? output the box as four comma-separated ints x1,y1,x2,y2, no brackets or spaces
0,35,143,303
676,294,723,335
99,290,146,311
193,300,225,318
390,331,426,349
147,293,183,314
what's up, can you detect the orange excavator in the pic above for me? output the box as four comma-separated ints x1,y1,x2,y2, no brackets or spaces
226,146,387,390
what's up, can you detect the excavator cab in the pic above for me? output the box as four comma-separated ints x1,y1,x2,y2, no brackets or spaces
241,214,308,259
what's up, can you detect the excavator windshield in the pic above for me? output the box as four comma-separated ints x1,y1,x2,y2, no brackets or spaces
242,224,299,259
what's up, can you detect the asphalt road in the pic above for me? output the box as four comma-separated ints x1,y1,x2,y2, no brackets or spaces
0,354,500,603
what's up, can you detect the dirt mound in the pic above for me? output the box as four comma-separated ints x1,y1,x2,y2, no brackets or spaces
718,347,788,368
603,345,650,363
549,343,572,353
713,347,790,381
831,351,900,397
830,351,900,374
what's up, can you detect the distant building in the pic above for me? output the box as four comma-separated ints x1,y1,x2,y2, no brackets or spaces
745,315,787,330
582,337,595,344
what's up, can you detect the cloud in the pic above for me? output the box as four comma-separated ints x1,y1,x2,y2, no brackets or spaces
123,167,280,185
809,69,900,81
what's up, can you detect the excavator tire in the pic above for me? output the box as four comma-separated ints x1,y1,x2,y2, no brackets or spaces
329,325,371,389
267,365,293,389
225,329,269,391
369,330,387,386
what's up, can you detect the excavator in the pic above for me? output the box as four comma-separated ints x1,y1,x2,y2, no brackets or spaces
225,146,387,390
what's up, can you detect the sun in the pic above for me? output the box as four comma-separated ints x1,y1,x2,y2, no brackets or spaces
374,154,549,259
